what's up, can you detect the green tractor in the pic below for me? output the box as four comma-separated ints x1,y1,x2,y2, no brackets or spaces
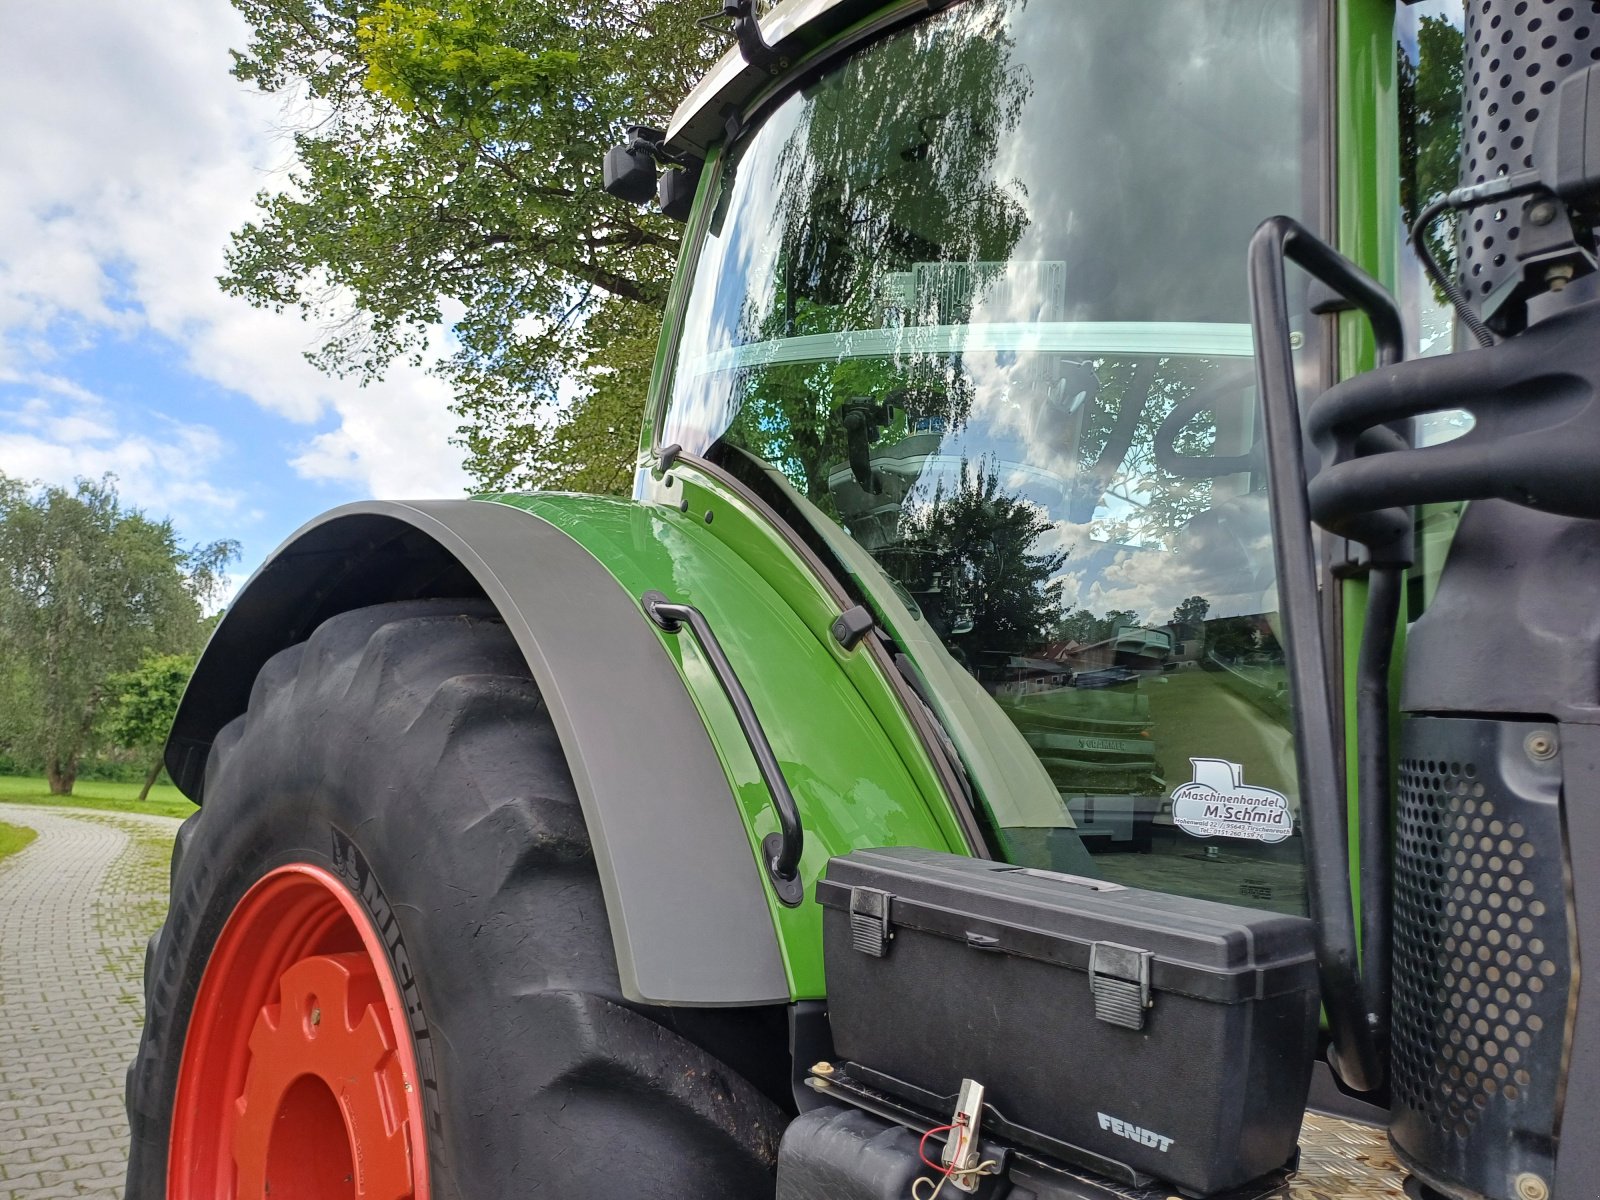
124,1,1600,1198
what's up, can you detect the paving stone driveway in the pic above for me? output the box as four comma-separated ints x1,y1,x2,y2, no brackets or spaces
0,804,183,1200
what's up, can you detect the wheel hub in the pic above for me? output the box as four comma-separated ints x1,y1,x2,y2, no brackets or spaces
168,863,429,1200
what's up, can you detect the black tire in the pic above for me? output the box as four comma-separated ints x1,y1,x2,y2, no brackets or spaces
126,600,787,1198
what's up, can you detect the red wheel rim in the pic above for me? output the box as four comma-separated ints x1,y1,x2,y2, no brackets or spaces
169,863,430,1200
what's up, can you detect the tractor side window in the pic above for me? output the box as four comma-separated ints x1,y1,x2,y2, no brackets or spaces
662,0,1324,916
1400,0,1471,613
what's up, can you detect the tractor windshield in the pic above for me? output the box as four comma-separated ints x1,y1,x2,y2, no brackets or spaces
661,0,1324,915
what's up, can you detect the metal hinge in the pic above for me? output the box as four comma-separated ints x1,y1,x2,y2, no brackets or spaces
1088,941,1153,1030
848,886,893,957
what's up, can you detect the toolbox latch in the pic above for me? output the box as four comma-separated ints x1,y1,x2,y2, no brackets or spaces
1088,941,1153,1030
848,886,893,957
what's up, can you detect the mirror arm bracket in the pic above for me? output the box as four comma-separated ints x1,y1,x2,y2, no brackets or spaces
700,1,784,73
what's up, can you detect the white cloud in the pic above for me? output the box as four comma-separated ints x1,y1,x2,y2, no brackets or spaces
0,0,470,501
1055,495,1280,625
0,373,241,520
290,372,470,497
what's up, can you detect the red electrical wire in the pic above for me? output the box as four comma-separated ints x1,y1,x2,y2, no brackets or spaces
918,1123,956,1176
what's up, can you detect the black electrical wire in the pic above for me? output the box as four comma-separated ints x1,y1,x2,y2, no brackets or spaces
1410,172,1548,350
1410,197,1497,349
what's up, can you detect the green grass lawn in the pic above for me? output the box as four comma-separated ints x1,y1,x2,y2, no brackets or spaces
0,819,38,865
1144,667,1295,795
0,775,197,819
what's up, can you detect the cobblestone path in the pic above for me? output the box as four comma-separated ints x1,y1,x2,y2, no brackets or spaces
0,804,182,1199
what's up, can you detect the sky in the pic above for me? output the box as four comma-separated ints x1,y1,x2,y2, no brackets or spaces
0,0,473,598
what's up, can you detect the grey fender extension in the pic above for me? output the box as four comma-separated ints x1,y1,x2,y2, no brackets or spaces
166,499,788,1007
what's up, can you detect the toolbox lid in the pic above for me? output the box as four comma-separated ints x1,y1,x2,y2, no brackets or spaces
818,847,1317,1003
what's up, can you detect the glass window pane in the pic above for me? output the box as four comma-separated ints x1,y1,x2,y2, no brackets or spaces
1399,0,1470,611
664,0,1323,916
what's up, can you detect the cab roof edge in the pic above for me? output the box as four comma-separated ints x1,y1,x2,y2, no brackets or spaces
665,0,945,159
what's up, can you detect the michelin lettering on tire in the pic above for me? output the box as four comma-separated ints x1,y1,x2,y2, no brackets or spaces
1170,757,1294,844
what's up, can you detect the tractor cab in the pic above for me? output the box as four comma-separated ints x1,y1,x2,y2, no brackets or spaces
657,0,1321,913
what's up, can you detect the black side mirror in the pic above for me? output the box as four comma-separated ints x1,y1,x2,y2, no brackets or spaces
603,126,665,205
658,163,701,222
603,144,656,204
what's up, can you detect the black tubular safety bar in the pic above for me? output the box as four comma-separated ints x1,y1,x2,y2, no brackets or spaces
1355,563,1400,1069
1247,215,1409,1094
641,590,806,905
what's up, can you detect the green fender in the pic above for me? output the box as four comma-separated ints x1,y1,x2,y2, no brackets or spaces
167,493,972,1004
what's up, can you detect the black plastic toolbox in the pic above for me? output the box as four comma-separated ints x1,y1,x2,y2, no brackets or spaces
817,847,1320,1196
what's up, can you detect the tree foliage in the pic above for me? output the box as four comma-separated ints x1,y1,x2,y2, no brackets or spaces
1207,615,1265,661
464,295,655,496
0,476,235,794
885,459,1067,666
1052,608,1141,647
1399,14,1465,303
223,0,725,491
103,654,196,801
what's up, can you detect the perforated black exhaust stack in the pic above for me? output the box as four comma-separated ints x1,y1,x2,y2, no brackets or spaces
1457,0,1600,329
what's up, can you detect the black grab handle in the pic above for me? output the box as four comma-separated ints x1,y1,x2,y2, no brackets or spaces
642,590,805,905
1247,215,1405,1095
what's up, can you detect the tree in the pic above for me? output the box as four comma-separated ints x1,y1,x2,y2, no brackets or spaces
1398,14,1465,305
222,0,725,492
103,654,195,801
464,295,655,497
1207,615,1262,661
884,458,1068,665
0,476,236,794
1052,608,1141,646
1172,595,1210,627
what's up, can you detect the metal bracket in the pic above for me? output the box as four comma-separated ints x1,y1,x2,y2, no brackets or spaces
1088,942,1153,1030
942,1078,987,1193
830,604,875,650
699,0,783,73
